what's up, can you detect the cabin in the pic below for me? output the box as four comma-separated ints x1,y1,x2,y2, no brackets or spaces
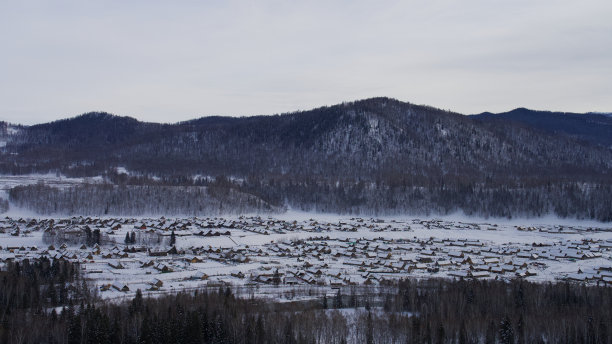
484,258,500,265
388,261,406,271
501,264,516,273
448,251,464,259
192,271,208,280
184,256,203,263
107,261,124,269
112,282,130,292
436,260,452,267
140,260,155,268
491,266,503,274
471,271,490,278
299,274,317,285
283,276,301,285
418,256,434,263
154,263,172,273
231,271,245,279
151,278,163,288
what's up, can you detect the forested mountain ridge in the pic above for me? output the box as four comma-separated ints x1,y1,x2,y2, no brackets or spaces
2,97,612,219
474,108,612,148
2,98,611,180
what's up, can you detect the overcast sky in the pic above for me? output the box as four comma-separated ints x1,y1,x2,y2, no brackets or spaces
1,0,611,124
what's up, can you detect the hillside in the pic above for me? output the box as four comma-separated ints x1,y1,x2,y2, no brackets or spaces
474,108,612,148
2,97,612,219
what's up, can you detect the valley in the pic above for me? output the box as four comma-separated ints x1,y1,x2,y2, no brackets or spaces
2,214,610,302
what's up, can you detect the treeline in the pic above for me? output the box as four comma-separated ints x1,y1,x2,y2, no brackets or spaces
4,98,612,185
0,258,89,310
8,180,612,221
0,199,8,214
379,278,611,343
1,271,610,343
8,183,280,216
0,259,92,343
3,97,612,220
247,179,612,221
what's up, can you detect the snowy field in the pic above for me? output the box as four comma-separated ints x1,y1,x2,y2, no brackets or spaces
0,214,611,302
0,173,104,192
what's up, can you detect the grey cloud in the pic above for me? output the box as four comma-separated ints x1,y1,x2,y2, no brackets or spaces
1,0,611,124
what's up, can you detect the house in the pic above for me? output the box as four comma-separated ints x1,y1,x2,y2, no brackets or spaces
192,271,208,280
184,256,203,263
501,264,516,272
255,274,276,284
140,260,155,268
328,277,344,287
326,269,343,279
448,251,464,259
111,247,128,258
471,271,490,278
565,251,588,260
299,274,317,285
491,266,503,274
465,240,483,247
389,261,406,271
471,264,490,271
112,282,130,292
420,249,435,256
484,258,500,265
232,255,248,263
283,276,301,285
516,252,531,259
419,256,434,263
108,260,124,269
149,250,168,257
436,260,452,267
231,271,245,279
151,278,163,288
344,259,364,267
154,263,172,273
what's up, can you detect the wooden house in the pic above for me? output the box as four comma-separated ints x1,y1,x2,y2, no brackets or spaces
151,278,163,288
112,282,130,292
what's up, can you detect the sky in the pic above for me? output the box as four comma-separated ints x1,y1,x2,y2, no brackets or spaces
1,0,611,125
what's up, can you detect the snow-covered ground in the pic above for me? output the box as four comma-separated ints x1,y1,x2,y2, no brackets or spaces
0,173,104,192
0,215,610,302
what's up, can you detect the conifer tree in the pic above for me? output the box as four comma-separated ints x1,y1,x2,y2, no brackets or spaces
170,230,176,246
499,316,514,344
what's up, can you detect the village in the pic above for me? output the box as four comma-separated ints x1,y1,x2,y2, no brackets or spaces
0,215,611,299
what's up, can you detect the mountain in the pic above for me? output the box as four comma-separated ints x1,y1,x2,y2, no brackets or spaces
4,98,611,180
473,108,612,148
2,97,612,219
